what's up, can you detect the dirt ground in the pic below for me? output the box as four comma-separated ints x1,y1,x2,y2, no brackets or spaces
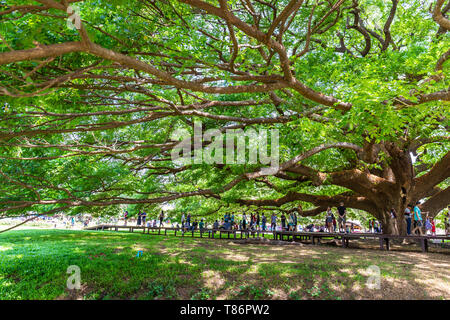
157,236,450,300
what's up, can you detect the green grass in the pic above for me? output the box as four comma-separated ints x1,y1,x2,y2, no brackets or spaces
0,229,448,300
0,230,196,299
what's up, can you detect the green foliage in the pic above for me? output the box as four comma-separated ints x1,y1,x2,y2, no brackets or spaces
0,0,448,223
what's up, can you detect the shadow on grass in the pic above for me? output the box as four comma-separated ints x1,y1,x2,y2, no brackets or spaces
0,229,448,300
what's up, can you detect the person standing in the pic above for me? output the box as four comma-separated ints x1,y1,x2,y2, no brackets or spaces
137,211,142,226
431,218,436,236
224,213,231,230
412,202,423,235
242,213,247,230
404,205,412,235
124,211,128,226
270,213,276,231
262,213,267,231
142,211,147,226
424,215,432,235
390,208,398,235
374,220,380,233
281,213,286,231
159,210,164,227
337,202,346,233
288,212,294,231
293,212,298,232
181,212,185,229
256,213,260,231
249,213,254,229
325,207,334,233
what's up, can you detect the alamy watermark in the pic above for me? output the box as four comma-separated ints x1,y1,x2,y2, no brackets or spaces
365,265,381,290
171,121,279,173
67,265,81,290
67,5,82,30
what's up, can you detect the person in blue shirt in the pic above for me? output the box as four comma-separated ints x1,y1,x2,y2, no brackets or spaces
412,202,424,235
141,212,147,226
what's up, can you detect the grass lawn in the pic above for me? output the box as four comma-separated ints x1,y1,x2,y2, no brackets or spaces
0,229,449,300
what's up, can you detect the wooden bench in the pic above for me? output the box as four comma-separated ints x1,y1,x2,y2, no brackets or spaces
274,230,450,253
85,225,449,253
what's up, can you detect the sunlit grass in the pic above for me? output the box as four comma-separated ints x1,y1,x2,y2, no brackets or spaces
0,229,448,300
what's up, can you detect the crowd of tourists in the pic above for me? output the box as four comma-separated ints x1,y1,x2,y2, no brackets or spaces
125,203,368,234
122,203,450,236
402,202,447,236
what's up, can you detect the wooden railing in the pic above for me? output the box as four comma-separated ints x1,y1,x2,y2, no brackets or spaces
84,224,450,253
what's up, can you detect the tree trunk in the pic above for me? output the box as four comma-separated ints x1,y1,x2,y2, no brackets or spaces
397,215,407,235
379,215,392,235
374,199,406,235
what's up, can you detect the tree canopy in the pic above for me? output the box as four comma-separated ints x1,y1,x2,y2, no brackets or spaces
0,0,449,233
